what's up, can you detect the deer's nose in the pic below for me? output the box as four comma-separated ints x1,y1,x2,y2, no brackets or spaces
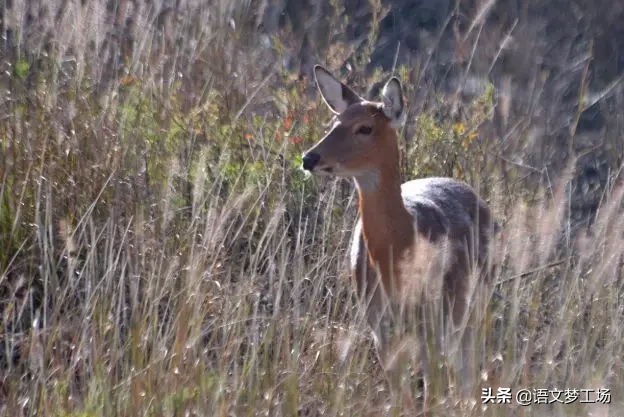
302,152,321,171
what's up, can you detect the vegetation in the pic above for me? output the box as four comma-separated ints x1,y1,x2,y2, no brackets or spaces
1,1,623,416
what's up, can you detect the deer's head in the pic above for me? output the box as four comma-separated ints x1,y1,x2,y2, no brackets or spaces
302,66,405,190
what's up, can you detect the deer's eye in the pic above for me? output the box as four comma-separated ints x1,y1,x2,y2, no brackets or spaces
356,125,373,135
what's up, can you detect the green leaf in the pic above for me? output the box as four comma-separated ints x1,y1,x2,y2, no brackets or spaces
14,59,30,79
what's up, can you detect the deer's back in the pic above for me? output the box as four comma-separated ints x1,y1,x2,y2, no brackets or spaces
401,177,493,245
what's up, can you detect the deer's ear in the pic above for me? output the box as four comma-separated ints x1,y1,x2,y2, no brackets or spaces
381,77,405,128
314,65,363,114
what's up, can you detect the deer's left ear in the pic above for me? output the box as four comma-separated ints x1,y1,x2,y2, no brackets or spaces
314,65,363,114
381,77,405,128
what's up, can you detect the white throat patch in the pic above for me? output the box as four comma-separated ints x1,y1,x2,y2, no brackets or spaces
354,170,380,191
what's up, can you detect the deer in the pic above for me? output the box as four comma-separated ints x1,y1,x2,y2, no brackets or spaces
302,65,497,405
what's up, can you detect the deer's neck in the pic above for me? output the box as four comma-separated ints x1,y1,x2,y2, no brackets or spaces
355,157,414,292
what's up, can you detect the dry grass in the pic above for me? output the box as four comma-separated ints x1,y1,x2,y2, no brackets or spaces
1,1,624,416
